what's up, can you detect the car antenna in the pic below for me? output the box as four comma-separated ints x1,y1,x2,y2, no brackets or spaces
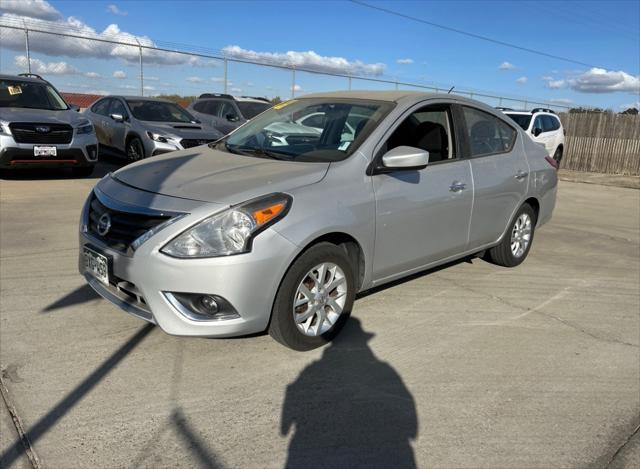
447,86,455,94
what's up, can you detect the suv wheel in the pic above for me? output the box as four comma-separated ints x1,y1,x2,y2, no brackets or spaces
127,137,145,161
486,203,536,267
269,242,355,351
553,147,563,165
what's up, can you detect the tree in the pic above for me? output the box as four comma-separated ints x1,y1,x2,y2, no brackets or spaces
620,107,639,115
271,96,282,105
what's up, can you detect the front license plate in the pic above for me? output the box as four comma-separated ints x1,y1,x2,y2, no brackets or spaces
34,146,57,157
83,247,110,285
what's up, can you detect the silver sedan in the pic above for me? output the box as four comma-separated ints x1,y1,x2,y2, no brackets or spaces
79,91,557,350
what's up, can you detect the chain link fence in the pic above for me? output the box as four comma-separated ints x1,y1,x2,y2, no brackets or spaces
0,19,586,112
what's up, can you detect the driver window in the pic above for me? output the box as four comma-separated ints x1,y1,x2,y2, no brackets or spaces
381,105,454,163
109,99,127,118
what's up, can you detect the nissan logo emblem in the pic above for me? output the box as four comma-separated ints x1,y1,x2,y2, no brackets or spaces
35,126,51,133
97,213,112,236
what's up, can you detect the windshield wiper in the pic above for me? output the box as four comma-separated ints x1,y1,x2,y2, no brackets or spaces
226,144,290,160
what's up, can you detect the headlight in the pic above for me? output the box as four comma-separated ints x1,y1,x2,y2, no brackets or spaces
0,121,10,136
76,121,94,135
147,131,171,143
161,193,292,258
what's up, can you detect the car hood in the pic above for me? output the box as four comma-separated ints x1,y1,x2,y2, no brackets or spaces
112,146,329,204
142,121,223,140
0,107,87,126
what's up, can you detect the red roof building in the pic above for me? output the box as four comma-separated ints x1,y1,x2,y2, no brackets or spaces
61,92,103,109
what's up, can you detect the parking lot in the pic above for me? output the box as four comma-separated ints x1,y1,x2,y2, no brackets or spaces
0,161,638,468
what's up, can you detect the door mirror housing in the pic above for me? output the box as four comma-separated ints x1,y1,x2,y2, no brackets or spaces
226,113,239,122
110,113,125,123
533,127,543,137
379,146,429,172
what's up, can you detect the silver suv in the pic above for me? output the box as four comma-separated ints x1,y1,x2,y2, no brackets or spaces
188,94,272,134
0,73,98,177
80,91,557,350
84,96,223,161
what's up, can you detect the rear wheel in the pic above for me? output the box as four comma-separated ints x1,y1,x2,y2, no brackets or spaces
269,242,355,351
486,203,536,267
126,137,145,161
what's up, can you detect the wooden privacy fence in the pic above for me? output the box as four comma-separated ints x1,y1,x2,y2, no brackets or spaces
558,113,640,176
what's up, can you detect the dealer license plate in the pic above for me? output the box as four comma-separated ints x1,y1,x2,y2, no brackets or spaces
83,247,109,285
34,146,57,157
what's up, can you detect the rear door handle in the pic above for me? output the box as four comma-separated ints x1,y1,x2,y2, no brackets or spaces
515,170,529,180
449,181,467,192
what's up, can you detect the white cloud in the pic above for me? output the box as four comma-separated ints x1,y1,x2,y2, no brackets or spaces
85,71,100,78
230,87,242,93
14,55,79,75
186,76,204,83
113,70,126,79
106,4,128,16
568,68,640,93
0,0,61,21
516,76,528,84
549,98,573,105
397,58,414,65
145,76,159,81
543,76,566,89
222,45,385,76
143,85,155,91
292,84,302,92
498,61,515,70
0,12,210,66
619,101,640,110
118,84,136,89
211,77,225,83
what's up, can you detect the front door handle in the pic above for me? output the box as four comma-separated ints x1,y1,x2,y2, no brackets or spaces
449,181,467,192
515,170,529,180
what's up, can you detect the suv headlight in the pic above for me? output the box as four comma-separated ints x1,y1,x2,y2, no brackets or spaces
76,121,94,135
147,131,172,143
161,193,292,258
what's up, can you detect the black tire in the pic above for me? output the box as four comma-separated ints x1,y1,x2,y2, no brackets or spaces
269,242,356,351
486,203,537,267
71,166,94,178
553,146,563,165
126,137,145,161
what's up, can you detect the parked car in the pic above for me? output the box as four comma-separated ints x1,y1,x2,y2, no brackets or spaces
79,91,557,351
502,108,565,164
188,93,272,134
84,96,223,161
0,73,98,177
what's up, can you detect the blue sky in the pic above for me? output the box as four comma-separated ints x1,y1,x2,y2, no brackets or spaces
1,0,638,110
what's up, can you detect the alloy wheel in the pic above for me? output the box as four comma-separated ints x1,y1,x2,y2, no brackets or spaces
510,213,532,258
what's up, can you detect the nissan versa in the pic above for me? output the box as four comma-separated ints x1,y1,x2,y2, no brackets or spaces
79,91,557,351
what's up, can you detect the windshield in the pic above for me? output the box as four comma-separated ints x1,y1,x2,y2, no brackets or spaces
237,101,271,119
219,98,394,162
126,99,197,123
0,79,68,110
505,113,532,130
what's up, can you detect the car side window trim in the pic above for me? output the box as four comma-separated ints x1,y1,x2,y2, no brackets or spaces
370,99,463,174
458,105,518,159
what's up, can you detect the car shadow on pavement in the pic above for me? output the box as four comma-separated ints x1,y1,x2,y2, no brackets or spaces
280,318,418,468
0,324,155,467
41,284,99,313
0,155,124,181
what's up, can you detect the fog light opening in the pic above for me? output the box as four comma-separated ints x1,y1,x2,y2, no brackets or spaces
164,292,240,322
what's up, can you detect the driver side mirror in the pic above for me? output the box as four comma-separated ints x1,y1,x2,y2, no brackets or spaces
110,113,125,123
226,113,239,122
379,146,429,172
533,127,543,137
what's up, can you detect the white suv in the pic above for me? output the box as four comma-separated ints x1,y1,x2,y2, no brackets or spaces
502,108,565,163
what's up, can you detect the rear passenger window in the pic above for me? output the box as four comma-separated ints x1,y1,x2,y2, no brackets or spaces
542,115,557,132
462,106,516,157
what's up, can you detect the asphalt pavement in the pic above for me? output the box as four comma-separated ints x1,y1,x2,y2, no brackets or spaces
1,161,638,468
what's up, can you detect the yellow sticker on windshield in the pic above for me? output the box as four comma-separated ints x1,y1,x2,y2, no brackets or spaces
8,85,22,95
273,100,297,110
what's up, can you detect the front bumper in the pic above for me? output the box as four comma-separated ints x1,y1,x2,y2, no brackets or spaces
78,203,299,337
0,133,99,168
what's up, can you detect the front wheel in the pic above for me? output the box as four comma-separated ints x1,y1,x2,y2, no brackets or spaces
126,137,145,161
486,204,536,267
269,243,356,351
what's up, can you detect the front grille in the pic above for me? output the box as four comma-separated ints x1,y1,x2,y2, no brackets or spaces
181,138,214,149
10,123,73,144
88,195,170,252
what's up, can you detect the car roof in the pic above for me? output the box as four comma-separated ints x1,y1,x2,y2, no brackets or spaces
108,95,175,104
0,73,48,84
298,90,493,107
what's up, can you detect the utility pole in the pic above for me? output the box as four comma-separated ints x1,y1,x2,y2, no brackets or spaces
24,28,31,73
224,57,228,93
135,38,144,96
